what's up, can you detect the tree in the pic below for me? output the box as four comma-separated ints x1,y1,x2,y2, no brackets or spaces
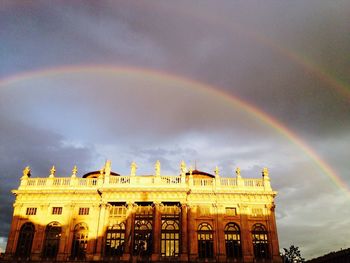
282,245,305,263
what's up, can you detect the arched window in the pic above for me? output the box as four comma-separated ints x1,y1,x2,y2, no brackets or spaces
133,219,153,256
71,223,88,260
197,222,214,259
252,223,269,260
105,223,126,258
42,222,61,259
16,222,35,258
161,219,180,257
225,223,242,259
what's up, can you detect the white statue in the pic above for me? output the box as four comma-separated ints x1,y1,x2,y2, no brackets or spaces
130,161,137,176
22,166,31,178
72,165,78,177
155,160,161,176
49,165,56,177
215,166,220,177
189,166,193,176
235,167,241,177
262,167,269,178
180,161,187,175
104,160,111,176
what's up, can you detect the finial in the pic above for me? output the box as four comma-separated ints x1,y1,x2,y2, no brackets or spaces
189,166,193,176
72,165,78,177
49,165,56,178
235,167,241,177
194,160,197,170
155,160,161,176
22,166,31,178
262,167,269,178
130,161,137,176
215,166,220,177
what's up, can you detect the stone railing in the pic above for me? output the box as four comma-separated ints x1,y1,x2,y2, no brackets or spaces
18,175,271,192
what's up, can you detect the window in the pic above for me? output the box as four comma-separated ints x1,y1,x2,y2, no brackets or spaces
197,222,214,259
109,206,127,217
42,222,61,259
133,205,153,258
224,223,242,259
15,222,35,258
71,223,88,260
52,207,62,215
225,207,237,216
26,207,37,215
252,223,269,260
161,219,180,257
105,223,125,258
78,207,89,215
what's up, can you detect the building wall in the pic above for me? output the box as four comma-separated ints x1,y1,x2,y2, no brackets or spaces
5,164,282,262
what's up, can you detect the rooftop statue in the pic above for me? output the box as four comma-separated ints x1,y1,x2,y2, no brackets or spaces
49,165,56,177
104,160,112,176
262,167,269,178
72,165,78,177
155,160,161,176
130,161,137,176
235,167,241,177
180,161,187,175
215,166,220,177
22,166,31,178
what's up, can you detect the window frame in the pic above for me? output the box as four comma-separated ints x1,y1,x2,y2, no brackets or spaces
197,222,214,259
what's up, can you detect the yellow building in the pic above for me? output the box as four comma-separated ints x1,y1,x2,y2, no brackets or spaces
5,161,282,262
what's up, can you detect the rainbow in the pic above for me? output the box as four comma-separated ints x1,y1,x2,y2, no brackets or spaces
156,3,350,102
0,65,348,195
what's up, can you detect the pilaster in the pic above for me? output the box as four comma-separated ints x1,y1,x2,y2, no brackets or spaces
240,205,253,263
188,205,197,262
151,202,161,261
121,202,134,261
180,204,188,261
93,203,107,260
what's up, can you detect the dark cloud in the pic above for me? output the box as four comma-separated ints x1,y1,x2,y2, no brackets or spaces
1,0,349,258
0,116,97,240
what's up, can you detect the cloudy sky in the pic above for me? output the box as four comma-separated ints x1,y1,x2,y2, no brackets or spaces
1,0,350,259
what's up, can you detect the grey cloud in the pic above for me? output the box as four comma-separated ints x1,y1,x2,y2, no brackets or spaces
0,116,97,240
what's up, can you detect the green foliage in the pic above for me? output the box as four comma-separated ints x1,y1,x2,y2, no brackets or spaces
282,245,305,263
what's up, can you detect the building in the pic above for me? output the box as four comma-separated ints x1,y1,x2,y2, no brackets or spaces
4,160,282,262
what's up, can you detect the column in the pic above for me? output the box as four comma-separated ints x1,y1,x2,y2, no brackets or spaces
188,205,197,262
122,203,134,261
93,203,107,260
4,204,22,260
267,204,282,263
151,203,161,261
63,203,76,260
215,205,226,262
31,204,48,261
180,204,188,261
240,205,254,262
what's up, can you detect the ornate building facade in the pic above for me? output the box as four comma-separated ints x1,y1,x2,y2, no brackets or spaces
5,161,281,262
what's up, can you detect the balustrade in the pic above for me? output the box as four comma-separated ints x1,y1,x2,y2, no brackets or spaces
20,175,266,191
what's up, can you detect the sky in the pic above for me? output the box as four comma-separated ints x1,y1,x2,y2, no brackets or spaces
0,0,350,259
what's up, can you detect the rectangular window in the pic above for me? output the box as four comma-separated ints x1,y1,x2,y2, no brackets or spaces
225,207,237,216
52,207,63,215
110,206,127,217
26,207,37,215
78,207,89,215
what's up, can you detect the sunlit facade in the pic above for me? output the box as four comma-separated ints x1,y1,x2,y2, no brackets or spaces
5,161,282,262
